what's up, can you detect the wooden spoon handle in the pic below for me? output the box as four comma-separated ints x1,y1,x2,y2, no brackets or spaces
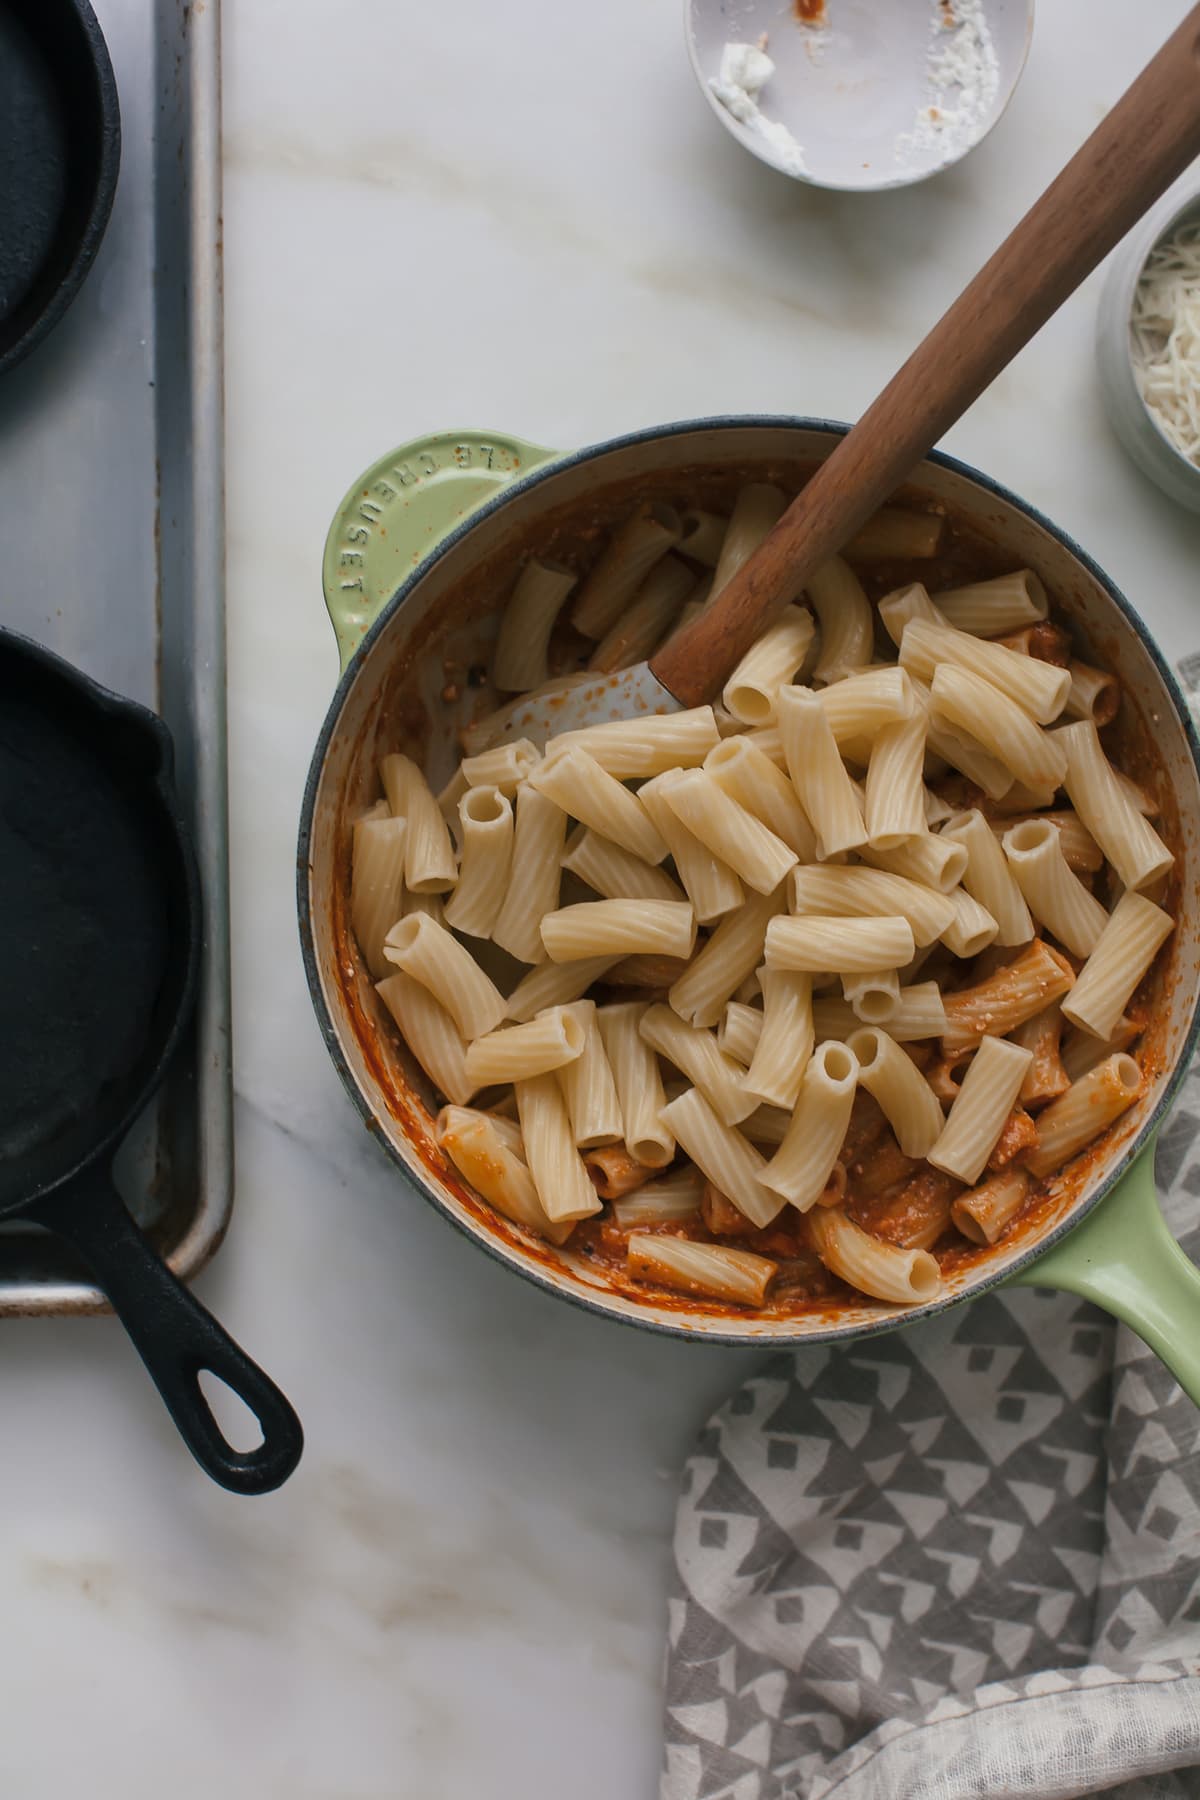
651,6,1200,709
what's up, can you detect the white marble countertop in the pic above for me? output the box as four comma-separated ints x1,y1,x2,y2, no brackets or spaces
3,3,1200,1795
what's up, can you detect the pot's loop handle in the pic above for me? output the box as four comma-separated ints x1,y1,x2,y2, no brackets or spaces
1007,1132,1200,1406
37,1172,304,1495
322,430,560,672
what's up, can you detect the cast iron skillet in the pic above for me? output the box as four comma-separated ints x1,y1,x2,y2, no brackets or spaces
0,0,121,375
0,631,303,1494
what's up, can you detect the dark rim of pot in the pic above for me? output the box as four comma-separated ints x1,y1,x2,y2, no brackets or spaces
0,0,122,377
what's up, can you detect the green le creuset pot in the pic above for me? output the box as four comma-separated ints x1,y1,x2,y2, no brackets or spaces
298,419,1200,1397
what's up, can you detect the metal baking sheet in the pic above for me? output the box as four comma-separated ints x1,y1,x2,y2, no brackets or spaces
0,0,230,1312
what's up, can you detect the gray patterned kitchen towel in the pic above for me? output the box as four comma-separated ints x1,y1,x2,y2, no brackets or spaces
662,1066,1200,1800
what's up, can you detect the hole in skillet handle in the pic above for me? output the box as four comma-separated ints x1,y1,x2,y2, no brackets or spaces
36,1169,303,1496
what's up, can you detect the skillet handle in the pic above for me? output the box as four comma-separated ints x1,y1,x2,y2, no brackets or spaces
321,429,560,672
1007,1134,1200,1407
37,1174,304,1494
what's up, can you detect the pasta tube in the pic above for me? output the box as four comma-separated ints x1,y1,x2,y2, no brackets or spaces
900,619,1070,724
598,1002,674,1166
442,786,514,939
639,770,744,923
492,559,577,692
611,1166,704,1227
676,508,728,567
560,828,685,905
352,814,407,978
718,1001,765,1068
382,913,506,1038
556,1000,622,1147
940,810,1033,946
808,1209,941,1305
878,580,944,647
865,711,928,848
1057,720,1173,892
842,968,901,1024
816,667,916,741
1061,1015,1140,1083
704,737,818,860
814,980,947,1044
846,1027,943,1158
930,665,1067,799
765,914,916,974
951,1168,1031,1246
759,1042,860,1210
928,1036,1033,1185
742,969,813,1111
808,556,874,682
587,554,696,674
1024,1055,1143,1177
464,1008,586,1085
582,1146,657,1199
380,753,458,892
777,685,867,859
1064,662,1120,728
722,605,815,724
515,1074,603,1222
941,939,1075,1053
941,887,999,959
639,1004,756,1126
491,784,567,963
660,769,798,896
709,483,786,598
1060,892,1173,1041
789,865,954,946
504,954,620,1022
932,570,1049,635
991,810,1103,875
668,885,786,1027
860,834,968,895
659,1087,782,1227
571,501,682,638
530,747,666,866
376,972,477,1107
1001,818,1108,958
459,738,541,796
543,708,720,778
436,1107,573,1244
541,899,696,963
1009,1003,1070,1106
626,1234,777,1306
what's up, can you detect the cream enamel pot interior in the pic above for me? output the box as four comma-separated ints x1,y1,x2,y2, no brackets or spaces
298,419,1200,1386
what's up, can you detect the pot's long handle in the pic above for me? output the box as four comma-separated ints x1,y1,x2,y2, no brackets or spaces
322,430,560,672
1007,1134,1200,1406
37,1172,304,1495
651,5,1200,706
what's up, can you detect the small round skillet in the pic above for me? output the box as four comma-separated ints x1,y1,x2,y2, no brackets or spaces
0,632,303,1495
0,0,121,375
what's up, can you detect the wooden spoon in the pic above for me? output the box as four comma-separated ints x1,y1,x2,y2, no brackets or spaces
494,4,1200,747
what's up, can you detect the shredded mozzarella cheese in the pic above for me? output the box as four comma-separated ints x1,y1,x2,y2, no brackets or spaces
1131,220,1200,466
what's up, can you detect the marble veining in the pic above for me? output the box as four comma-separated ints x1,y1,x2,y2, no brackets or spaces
0,2,1197,1796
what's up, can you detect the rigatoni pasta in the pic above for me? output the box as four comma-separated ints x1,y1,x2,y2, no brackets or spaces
928,1036,1034,1185
380,753,458,893
492,559,577,693
442,787,513,939
351,814,407,978
598,1002,674,1168
777,685,867,859
722,605,815,724
347,488,1176,1318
